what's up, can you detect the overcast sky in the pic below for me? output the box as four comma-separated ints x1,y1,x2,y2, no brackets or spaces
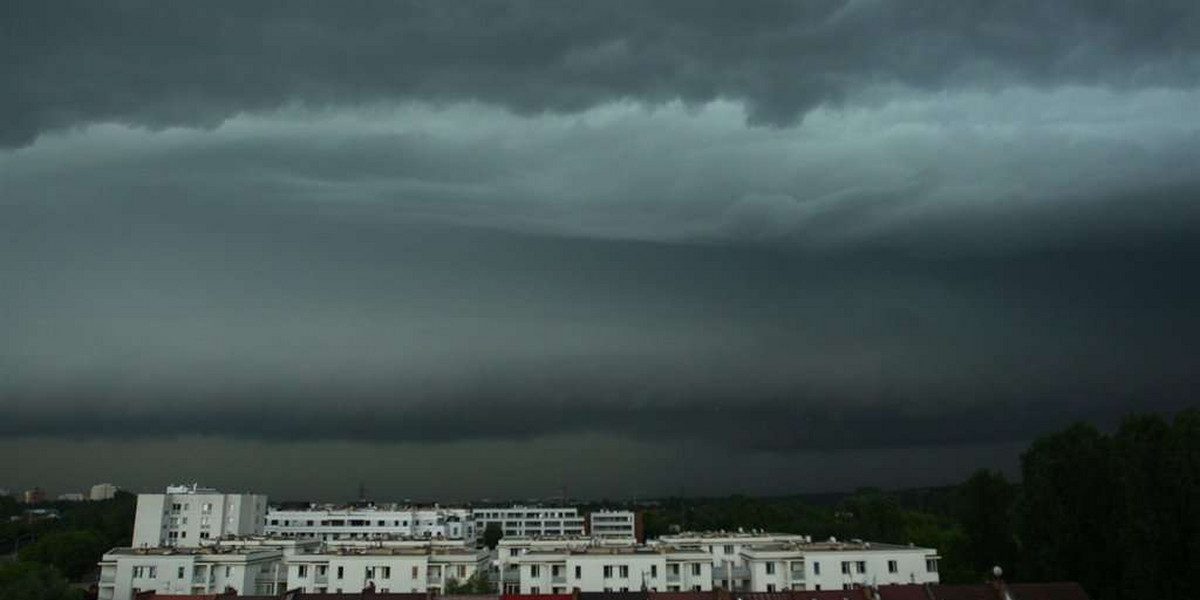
3,1,1199,501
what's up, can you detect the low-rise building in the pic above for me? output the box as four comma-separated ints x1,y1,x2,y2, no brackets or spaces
132,484,268,547
96,545,288,600
91,483,120,501
265,506,475,541
285,544,489,594
655,532,939,592
588,510,640,543
515,545,713,594
473,506,586,538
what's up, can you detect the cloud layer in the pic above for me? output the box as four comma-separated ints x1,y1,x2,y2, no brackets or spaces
3,1,1200,495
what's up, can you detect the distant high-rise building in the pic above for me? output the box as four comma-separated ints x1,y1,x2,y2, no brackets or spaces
57,492,86,501
132,484,267,548
90,483,120,501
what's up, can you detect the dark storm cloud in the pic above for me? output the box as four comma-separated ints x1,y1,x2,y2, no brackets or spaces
4,0,1200,146
2,195,1197,451
4,1,1200,497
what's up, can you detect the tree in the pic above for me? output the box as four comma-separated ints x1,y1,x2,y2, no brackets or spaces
483,522,503,549
445,570,491,594
0,562,82,600
18,529,108,581
957,469,1018,580
1017,422,1118,599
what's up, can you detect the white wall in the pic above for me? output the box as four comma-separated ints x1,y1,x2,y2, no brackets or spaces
132,488,267,547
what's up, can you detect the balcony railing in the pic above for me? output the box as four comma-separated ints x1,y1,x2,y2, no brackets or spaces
666,573,681,583
790,569,805,580
552,575,566,584
314,574,328,584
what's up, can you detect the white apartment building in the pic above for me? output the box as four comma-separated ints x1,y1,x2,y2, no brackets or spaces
96,545,287,600
91,483,120,501
736,539,940,592
265,506,475,541
515,545,713,595
588,510,638,542
496,535,596,570
285,545,489,594
132,484,268,547
656,532,939,592
654,531,807,570
473,506,586,538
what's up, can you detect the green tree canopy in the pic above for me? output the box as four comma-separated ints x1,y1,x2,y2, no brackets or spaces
0,562,82,600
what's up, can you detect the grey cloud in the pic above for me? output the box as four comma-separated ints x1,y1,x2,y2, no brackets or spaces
2,194,1197,451
4,0,1200,146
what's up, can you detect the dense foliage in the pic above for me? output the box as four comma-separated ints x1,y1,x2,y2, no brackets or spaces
0,562,82,600
0,491,135,586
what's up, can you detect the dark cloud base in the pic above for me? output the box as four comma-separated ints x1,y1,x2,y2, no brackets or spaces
5,0,1200,146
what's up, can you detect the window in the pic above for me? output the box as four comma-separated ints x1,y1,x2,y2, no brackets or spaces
888,560,898,573
814,585,821,591
510,549,520,557
841,561,851,575
766,562,776,575
575,566,582,579
620,587,629,592
337,566,344,579
856,561,866,574
383,566,392,578
669,564,680,575
604,566,613,578
926,559,938,573
366,567,375,580
531,565,540,578
813,562,821,575
724,545,734,554
767,584,776,592
651,565,658,578
619,565,629,578
412,566,419,579
224,566,231,577
531,587,541,594
691,563,701,576
177,566,185,579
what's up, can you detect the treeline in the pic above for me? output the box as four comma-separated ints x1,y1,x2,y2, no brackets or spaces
0,491,137,599
637,408,1199,600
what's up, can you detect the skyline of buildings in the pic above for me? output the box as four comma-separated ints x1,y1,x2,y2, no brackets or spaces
96,484,940,600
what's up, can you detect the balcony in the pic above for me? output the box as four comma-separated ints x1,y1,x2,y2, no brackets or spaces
552,575,566,584
790,569,805,581
315,574,328,585
666,573,681,583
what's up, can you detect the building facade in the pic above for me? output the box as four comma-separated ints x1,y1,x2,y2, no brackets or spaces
587,510,639,542
265,506,475,541
285,545,489,594
97,545,287,600
515,546,713,594
472,507,586,538
132,484,268,547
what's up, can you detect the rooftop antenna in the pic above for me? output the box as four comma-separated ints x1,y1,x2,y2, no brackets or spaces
357,482,367,503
